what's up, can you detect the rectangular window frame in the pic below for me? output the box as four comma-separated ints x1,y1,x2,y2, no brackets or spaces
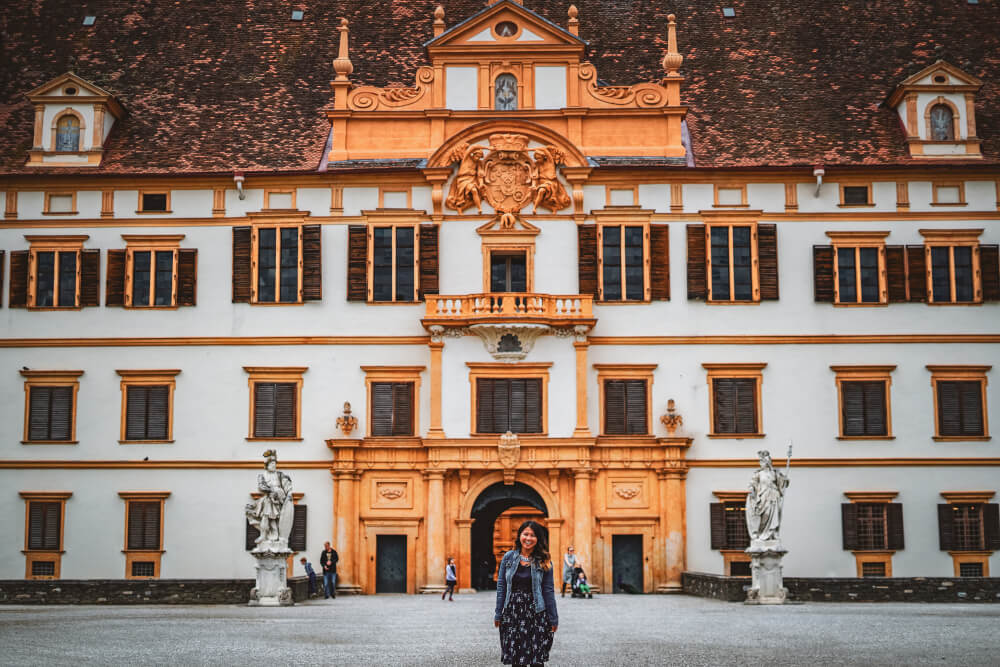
597,222,650,303
919,229,983,305
20,491,72,580
844,492,899,576
468,362,551,437
941,491,994,576
21,369,82,444
838,182,873,207
42,191,78,216
927,365,990,441
136,190,171,214
251,222,304,305
119,491,170,579
482,243,534,294
931,181,967,206
713,184,748,208
378,187,413,209
594,364,656,437
24,234,88,309
244,366,307,441
117,369,180,444
713,490,751,574
831,365,895,440
703,363,766,438
362,366,424,438
121,234,184,309
705,222,760,303
825,231,889,306
263,189,297,210
368,223,420,303
605,185,638,207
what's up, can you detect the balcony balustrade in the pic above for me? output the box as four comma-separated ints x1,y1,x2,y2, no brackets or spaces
422,292,595,328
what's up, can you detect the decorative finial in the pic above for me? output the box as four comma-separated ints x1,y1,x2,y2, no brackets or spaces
660,399,683,436
336,401,358,436
662,14,683,76
433,5,446,37
333,18,354,81
568,5,579,36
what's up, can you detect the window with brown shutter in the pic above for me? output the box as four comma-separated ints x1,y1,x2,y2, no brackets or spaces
939,494,999,576
919,230,985,304
578,225,599,298
696,218,774,303
418,224,439,300
347,225,368,301
289,504,307,552
127,501,162,550
981,244,1000,302
254,225,302,303
232,226,252,302
833,366,895,439
476,378,542,434
21,370,82,444
28,501,62,550
120,491,169,579
823,232,889,305
927,365,989,441
371,382,414,436
603,380,648,435
370,225,417,302
704,363,765,437
244,367,306,440
117,370,178,443
21,235,97,308
20,491,71,579
599,224,646,301
710,501,751,550
842,492,900,576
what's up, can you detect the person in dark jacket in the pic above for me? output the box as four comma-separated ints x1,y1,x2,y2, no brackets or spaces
319,541,339,599
494,520,558,666
300,557,318,598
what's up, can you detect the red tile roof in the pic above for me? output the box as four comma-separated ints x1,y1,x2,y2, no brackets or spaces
1,0,998,175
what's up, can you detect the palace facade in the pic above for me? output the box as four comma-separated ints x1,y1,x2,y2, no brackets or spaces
1,1,998,594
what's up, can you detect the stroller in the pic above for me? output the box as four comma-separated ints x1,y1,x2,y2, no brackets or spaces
570,566,593,598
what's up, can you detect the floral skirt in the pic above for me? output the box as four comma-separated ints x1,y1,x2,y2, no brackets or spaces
499,588,554,666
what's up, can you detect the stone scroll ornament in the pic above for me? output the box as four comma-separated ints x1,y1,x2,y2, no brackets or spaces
445,133,572,226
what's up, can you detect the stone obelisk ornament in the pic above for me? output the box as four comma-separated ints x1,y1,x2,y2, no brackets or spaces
245,449,295,606
744,445,791,604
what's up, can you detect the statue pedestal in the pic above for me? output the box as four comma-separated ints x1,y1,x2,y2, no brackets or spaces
248,550,294,607
744,540,788,605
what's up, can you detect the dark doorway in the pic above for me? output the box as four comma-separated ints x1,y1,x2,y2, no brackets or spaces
490,252,527,292
470,482,547,590
375,535,406,593
612,534,643,593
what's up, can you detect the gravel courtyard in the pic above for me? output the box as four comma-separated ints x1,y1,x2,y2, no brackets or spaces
1,592,997,666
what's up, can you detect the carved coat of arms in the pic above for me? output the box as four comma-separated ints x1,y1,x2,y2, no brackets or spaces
497,430,521,468
445,133,572,225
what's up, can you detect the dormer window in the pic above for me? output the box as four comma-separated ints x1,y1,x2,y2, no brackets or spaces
55,115,81,152
495,74,518,110
928,103,956,141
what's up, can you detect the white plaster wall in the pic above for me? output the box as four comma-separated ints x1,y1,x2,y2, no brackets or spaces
342,187,378,216
16,192,44,219
171,190,213,217
686,466,1000,577
225,188,265,217
534,66,567,110
412,186,433,214
582,185,604,213
683,184,713,212
76,190,101,218
747,183,784,212
297,187,330,217
446,67,479,110
533,218,578,294
637,184,669,212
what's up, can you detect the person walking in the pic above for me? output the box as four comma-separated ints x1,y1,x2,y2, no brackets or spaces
319,541,339,599
442,557,458,601
560,546,577,598
494,520,558,666
300,557,318,598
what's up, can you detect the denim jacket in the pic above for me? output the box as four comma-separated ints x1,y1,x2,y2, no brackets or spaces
494,549,559,627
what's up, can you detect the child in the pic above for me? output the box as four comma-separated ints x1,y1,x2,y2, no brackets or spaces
574,571,593,599
300,557,317,598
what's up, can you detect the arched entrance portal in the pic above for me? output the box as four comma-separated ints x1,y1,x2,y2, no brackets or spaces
470,482,547,590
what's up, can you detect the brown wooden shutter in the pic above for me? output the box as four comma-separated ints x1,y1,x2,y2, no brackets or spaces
712,379,734,433
524,379,542,433
274,383,297,437
232,226,252,303
886,503,905,550
147,386,169,439
626,380,647,434
937,381,983,437
650,223,670,300
28,501,61,550
604,380,626,435
577,225,598,298
984,504,1000,551
128,501,161,550
841,503,858,550
980,244,1000,302
253,383,275,438
937,504,955,550
80,249,100,307
686,224,707,300
301,224,322,301
105,249,127,306
813,246,835,302
476,378,494,434
0,250,4,307
418,224,439,300
885,245,907,302
906,245,927,302
757,224,779,300
371,382,393,437
126,386,148,440
177,248,198,306
347,225,368,301
9,250,28,308
709,503,726,550
28,386,72,441
245,520,260,551
289,504,307,552
392,383,414,436
736,379,757,433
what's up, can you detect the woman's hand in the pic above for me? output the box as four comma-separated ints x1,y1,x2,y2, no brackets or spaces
494,620,501,628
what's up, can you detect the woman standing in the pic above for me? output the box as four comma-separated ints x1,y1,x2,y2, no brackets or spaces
494,520,558,666
561,546,576,597
442,557,457,601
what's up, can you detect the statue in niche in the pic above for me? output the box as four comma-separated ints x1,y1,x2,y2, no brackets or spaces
531,146,571,213
245,449,294,552
495,73,518,111
929,104,955,141
445,142,486,214
745,448,790,543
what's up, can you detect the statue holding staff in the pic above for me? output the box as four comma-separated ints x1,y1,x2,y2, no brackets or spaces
245,449,294,552
746,446,791,543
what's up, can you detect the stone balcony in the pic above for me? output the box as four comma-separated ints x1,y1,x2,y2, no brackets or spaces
422,293,595,329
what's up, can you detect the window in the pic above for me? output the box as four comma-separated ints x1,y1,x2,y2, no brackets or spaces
495,73,517,110
233,222,320,305
938,492,999,578
842,492,902,576
490,252,528,292
686,219,776,303
825,232,889,305
861,561,887,577
928,365,989,440
919,229,983,304
932,182,965,206
379,188,411,209
708,224,755,302
119,235,185,307
137,191,170,214
606,186,637,206
118,370,179,443
20,491,72,579
43,192,77,215
363,366,423,438
832,366,894,439
840,184,872,206
21,235,93,308
264,190,296,210
244,367,307,440
929,103,955,141
469,362,550,436
21,370,82,444
600,224,647,301
710,491,752,575
55,114,80,152
704,363,765,437
595,364,655,436
371,225,416,302
714,184,747,207
120,492,170,579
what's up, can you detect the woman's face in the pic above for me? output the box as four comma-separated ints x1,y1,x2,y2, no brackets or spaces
519,526,537,551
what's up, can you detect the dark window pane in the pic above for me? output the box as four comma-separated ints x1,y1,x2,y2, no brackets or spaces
28,386,73,441
491,254,508,292
930,246,951,302
509,253,526,293
141,193,168,212
132,251,151,306
843,186,869,205
713,378,757,434
602,226,621,300
131,561,156,577
723,502,750,549
257,228,276,302
279,228,299,302
937,381,983,437
126,385,169,440
952,504,983,551
710,227,730,300
624,226,644,300
732,227,752,300
477,378,541,433
837,247,857,303
28,501,61,550
859,247,879,302
602,380,649,435
959,562,984,577
395,227,414,301
372,227,393,302
953,246,973,302
127,501,161,550
32,560,56,576
57,251,77,307
154,251,173,306
36,251,55,307
855,503,887,550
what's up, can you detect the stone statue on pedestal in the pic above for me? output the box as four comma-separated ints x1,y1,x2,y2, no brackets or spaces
245,450,294,606
745,447,791,604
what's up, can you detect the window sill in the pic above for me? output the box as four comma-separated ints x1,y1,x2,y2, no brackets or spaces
22,549,66,555
124,305,179,310
837,435,895,441
249,301,306,307
925,301,982,307
833,302,888,308
851,550,895,556
119,440,175,444
837,203,874,208
134,210,173,215
706,300,760,306
947,550,993,556
929,202,968,207
595,300,651,305
706,433,765,439
26,306,82,311
933,435,990,442
41,211,79,216
366,300,422,306
473,431,548,438
596,434,656,443
246,437,303,442
21,440,78,445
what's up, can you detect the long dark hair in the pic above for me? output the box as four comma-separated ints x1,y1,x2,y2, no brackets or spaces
515,520,552,571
